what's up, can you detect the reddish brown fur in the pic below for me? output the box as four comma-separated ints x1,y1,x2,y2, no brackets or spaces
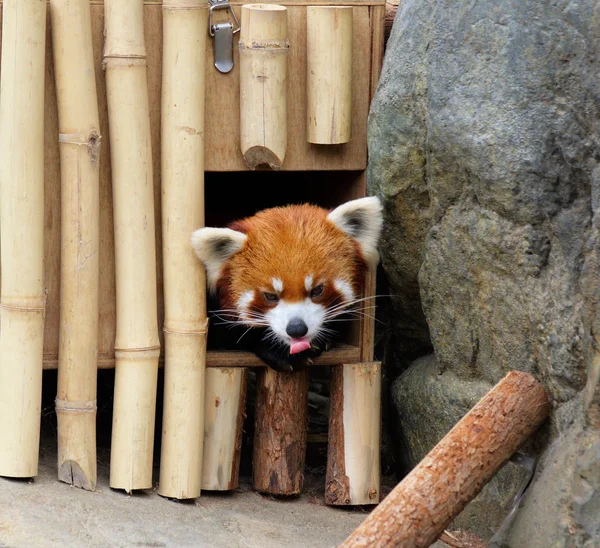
216,204,367,315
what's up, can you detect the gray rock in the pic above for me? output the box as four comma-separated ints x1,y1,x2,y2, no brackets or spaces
370,0,600,543
496,418,600,548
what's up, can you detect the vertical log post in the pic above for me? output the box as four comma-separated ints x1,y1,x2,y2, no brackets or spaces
202,368,248,491
158,0,209,501
306,6,353,145
0,0,47,479
239,3,289,170
104,0,161,493
341,371,551,548
326,362,381,506
50,0,101,492
253,368,309,495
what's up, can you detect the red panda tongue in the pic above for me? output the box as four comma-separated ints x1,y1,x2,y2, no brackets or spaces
290,338,311,355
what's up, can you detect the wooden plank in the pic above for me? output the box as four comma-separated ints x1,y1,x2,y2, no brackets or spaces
359,268,377,362
369,4,386,100
42,344,362,370
205,4,371,171
87,0,386,5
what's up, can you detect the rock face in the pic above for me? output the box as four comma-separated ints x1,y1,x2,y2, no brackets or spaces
369,0,600,544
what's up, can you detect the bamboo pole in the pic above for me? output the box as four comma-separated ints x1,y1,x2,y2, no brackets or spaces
253,368,309,495
0,0,47,479
326,362,381,506
158,0,209,500
104,0,160,492
50,0,101,492
340,371,551,548
202,368,248,491
306,6,353,145
239,4,289,170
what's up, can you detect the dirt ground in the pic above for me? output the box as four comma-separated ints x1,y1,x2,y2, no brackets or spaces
0,371,456,548
0,444,373,548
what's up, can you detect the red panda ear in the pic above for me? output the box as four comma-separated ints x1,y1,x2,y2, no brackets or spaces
190,227,247,291
327,196,383,265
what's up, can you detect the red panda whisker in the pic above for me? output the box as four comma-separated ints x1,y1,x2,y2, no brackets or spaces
325,294,395,315
325,310,384,325
328,309,379,320
324,304,378,319
236,326,257,344
343,313,385,325
325,304,378,316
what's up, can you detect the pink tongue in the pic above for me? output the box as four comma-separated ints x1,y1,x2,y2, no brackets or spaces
290,338,311,355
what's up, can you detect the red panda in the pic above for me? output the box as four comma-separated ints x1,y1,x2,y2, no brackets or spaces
191,196,383,371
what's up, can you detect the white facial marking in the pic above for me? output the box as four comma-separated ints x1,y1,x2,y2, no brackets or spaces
237,290,257,323
334,279,355,304
265,299,326,345
304,274,314,292
272,277,283,293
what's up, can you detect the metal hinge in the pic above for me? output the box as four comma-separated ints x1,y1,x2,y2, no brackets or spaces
208,0,240,73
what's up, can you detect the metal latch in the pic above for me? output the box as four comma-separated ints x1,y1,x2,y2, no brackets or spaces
208,0,240,73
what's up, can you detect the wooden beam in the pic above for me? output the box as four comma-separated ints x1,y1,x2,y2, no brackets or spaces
42,344,361,370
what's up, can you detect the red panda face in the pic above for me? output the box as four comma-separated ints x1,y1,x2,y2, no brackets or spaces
191,197,382,355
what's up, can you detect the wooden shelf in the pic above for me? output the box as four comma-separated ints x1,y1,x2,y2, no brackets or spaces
42,344,360,371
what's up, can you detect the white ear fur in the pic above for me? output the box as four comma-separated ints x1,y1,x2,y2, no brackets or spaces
190,227,247,290
327,196,383,265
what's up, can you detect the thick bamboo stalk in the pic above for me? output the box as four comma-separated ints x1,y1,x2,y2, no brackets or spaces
341,371,551,548
104,0,160,492
326,362,381,505
0,0,47,479
253,368,309,495
50,0,101,492
202,368,248,491
158,0,209,500
306,6,353,145
239,4,289,170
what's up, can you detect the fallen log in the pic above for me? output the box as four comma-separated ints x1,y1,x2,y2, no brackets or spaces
340,370,551,548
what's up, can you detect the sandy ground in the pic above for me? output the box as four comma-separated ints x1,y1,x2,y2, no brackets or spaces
0,440,379,548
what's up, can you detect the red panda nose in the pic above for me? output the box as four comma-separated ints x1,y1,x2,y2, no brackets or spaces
286,318,308,338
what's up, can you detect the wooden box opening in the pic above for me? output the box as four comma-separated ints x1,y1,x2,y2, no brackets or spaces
204,170,367,365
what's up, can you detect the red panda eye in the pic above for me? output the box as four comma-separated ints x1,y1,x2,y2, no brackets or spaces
310,284,324,298
263,292,279,303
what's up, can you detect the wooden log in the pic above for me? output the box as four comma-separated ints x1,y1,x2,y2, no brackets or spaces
50,0,101,492
306,6,353,145
253,368,309,495
239,3,289,169
158,0,209,501
384,0,400,43
0,0,47,479
104,0,161,493
340,371,551,548
326,362,381,505
201,368,248,491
